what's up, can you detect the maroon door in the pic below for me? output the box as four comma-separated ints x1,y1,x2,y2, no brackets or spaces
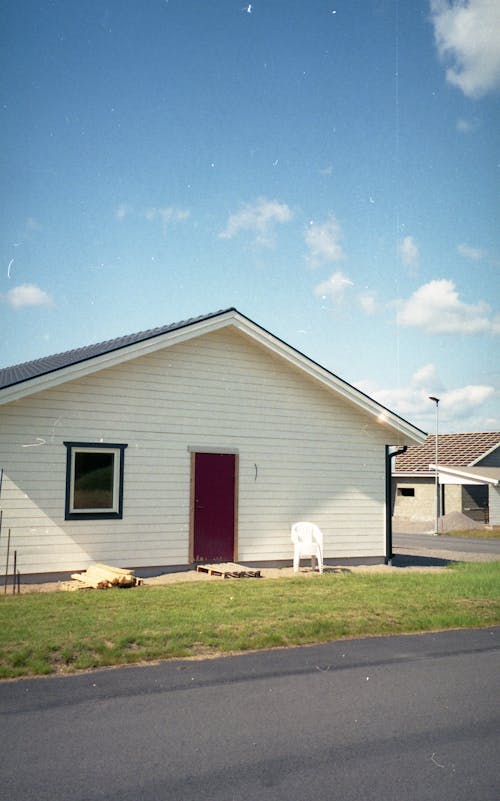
192,453,236,562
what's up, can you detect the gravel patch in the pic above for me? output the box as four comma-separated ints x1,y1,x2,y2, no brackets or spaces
16,562,446,594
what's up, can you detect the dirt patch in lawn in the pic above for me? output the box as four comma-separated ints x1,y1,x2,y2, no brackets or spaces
16,562,446,594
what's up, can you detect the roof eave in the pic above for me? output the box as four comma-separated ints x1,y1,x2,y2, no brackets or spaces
430,463,499,486
393,471,435,477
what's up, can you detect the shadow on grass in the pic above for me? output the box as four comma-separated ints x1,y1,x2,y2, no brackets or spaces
390,553,456,568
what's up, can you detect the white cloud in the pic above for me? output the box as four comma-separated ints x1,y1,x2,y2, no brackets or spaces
457,242,486,260
456,116,480,133
116,204,190,227
441,383,496,414
219,197,292,246
4,283,54,309
358,292,379,314
26,217,42,231
412,363,443,389
430,0,500,97
145,207,190,225
397,279,496,334
305,215,345,266
115,204,131,220
314,271,353,304
358,365,496,429
359,368,442,418
399,236,419,269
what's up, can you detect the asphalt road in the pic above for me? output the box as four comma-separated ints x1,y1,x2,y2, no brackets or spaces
394,531,500,557
1,628,499,801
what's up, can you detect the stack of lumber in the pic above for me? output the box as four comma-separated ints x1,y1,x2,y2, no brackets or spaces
69,563,142,590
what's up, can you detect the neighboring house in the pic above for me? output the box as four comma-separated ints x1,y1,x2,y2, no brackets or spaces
0,308,426,580
392,432,500,526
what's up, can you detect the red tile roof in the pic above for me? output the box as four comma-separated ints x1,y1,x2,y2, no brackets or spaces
394,432,500,472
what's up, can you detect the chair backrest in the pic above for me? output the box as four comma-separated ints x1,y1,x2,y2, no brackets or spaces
291,522,323,549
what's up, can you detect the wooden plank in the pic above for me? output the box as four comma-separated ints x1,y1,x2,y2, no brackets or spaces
85,564,137,587
85,565,121,586
93,562,136,577
63,575,142,590
70,564,140,589
60,580,91,592
70,573,109,589
196,562,261,579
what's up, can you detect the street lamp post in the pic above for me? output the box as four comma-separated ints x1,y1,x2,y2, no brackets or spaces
429,396,440,535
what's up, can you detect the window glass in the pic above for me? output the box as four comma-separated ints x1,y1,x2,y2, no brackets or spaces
73,451,115,510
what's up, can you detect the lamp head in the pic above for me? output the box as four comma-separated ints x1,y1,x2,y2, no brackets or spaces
429,396,440,404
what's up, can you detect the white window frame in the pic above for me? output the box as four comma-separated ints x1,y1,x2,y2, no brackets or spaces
64,442,127,520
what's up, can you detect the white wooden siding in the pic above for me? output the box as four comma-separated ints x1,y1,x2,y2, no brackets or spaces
489,486,500,526
478,449,500,468
0,328,394,575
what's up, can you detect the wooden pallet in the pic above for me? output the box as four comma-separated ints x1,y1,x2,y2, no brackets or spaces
196,562,261,579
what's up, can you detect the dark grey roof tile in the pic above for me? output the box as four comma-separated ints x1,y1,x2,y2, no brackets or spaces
0,308,234,390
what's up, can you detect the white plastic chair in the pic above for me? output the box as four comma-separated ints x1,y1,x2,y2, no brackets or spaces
291,522,324,574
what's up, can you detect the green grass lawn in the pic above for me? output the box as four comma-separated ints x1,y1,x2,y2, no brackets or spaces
1,561,499,680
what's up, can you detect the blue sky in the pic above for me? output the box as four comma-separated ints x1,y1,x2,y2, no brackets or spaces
1,0,499,433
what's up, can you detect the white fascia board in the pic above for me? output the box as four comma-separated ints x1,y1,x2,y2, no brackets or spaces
469,441,500,466
0,310,237,406
430,464,499,486
231,315,426,444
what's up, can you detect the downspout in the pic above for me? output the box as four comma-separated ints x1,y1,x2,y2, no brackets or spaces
385,445,407,565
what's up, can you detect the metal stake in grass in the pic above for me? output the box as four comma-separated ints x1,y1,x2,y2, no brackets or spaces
4,528,11,594
0,471,4,562
12,550,17,595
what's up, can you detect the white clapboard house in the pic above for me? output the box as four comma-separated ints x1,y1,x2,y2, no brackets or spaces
0,308,426,580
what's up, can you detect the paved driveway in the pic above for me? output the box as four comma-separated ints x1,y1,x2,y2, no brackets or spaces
393,531,500,566
1,628,499,801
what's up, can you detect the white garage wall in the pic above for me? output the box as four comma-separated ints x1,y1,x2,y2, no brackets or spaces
0,328,392,575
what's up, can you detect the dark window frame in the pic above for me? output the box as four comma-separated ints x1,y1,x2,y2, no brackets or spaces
398,487,415,497
64,442,127,520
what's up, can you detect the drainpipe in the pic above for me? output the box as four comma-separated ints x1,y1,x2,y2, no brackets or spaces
385,445,407,565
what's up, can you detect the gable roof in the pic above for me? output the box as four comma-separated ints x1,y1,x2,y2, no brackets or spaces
394,432,500,473
0,307,426,443
0,309,228,391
